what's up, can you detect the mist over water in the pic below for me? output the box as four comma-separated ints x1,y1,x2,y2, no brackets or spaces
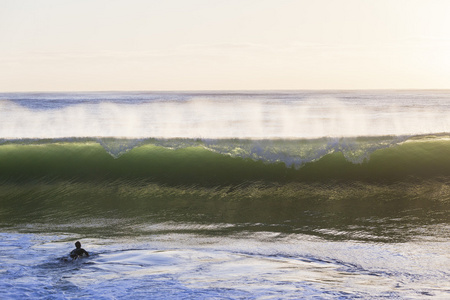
2,91,450,139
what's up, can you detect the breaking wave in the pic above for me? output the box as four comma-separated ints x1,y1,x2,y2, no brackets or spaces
1,135,450,184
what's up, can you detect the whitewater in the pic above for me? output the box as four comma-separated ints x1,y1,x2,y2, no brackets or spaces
0,91,449,299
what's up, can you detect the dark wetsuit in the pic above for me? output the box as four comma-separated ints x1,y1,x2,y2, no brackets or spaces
70,247,89,259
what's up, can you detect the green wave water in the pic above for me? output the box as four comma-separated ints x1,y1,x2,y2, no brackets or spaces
1,135,449,242
1,135,450,183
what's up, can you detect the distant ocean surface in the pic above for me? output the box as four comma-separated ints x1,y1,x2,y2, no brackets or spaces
1,91,449,299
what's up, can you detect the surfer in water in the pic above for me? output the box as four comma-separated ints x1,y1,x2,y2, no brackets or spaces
70,241,89,259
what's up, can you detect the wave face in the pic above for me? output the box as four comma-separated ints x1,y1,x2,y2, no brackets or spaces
1,136,450,184
1,136,449,243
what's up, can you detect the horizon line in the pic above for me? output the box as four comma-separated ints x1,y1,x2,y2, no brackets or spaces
2,88,450,94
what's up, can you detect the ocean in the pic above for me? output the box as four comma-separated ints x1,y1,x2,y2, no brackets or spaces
0,90,449,299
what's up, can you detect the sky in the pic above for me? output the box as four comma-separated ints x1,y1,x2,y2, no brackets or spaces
1,0,450,92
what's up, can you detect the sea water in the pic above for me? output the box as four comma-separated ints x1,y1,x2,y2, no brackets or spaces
0,91,449,299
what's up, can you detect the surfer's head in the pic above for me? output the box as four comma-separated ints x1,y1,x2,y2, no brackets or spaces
75,241,81,249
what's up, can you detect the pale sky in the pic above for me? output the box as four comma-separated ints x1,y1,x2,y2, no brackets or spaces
1,0,450,91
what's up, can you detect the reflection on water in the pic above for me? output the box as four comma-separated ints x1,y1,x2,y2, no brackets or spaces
1,180,449,243
0,232,449,299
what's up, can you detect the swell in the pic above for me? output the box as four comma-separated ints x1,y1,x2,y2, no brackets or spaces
1,135,450,185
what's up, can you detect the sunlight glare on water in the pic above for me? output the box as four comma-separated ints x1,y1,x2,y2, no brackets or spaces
1,232,449,299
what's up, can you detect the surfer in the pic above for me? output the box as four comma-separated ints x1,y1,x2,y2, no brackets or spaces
70,241,89,259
